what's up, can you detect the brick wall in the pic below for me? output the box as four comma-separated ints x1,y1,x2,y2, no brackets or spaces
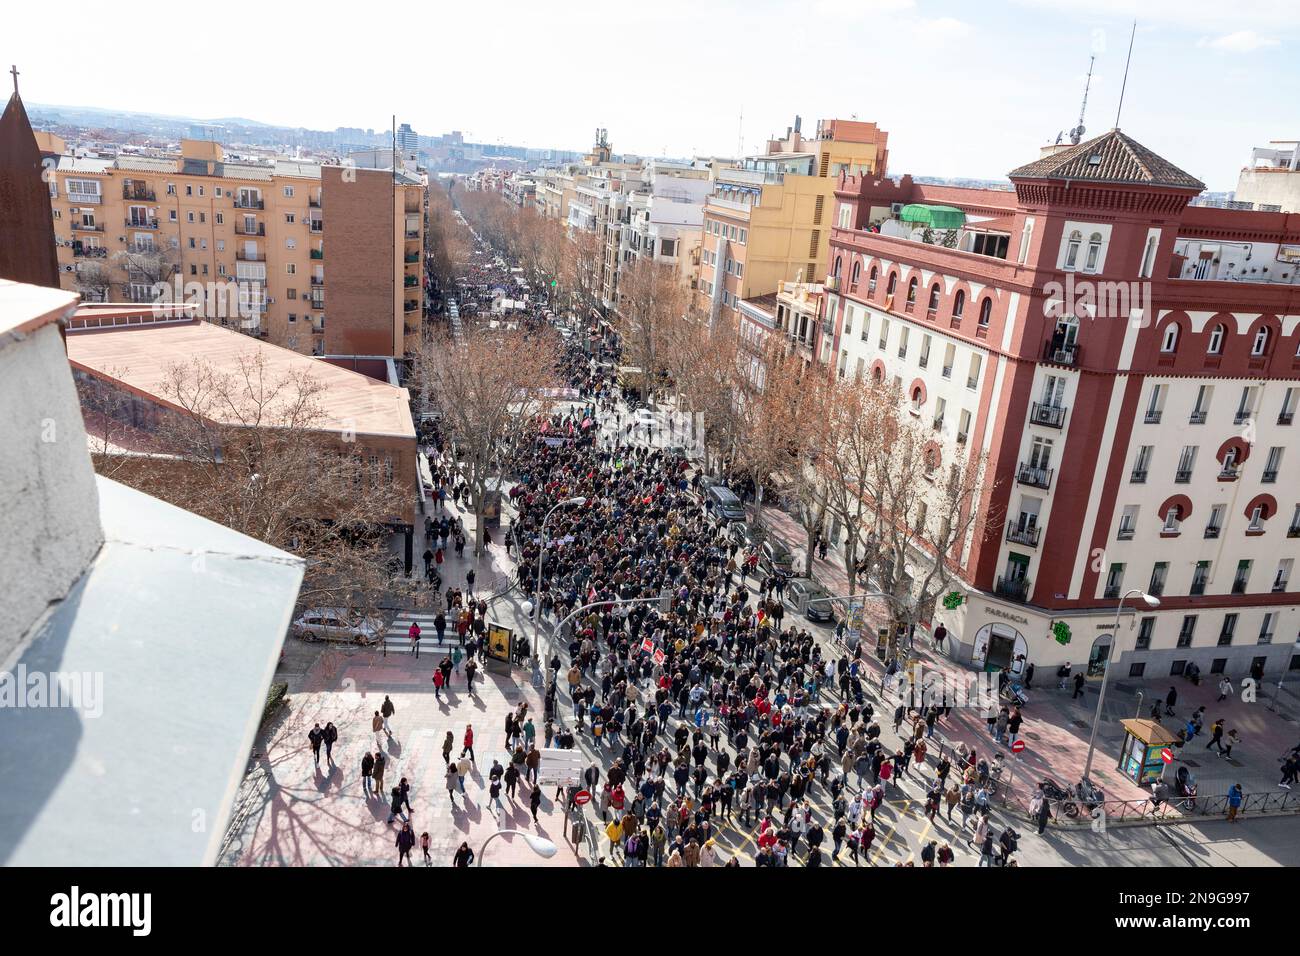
322,166,396,356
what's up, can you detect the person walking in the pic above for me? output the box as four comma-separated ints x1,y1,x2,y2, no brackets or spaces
388,785,409,825
1072,671,1086,700
1205,718,1225,753
1280,754,1299,790
381,696,396,737
453,842,475,867
530,782,543,823
372,711,385,749
446,761,461,807
1227,782,1244,822
322,722,338,767
433,667,445,700
308,723,324,767
420,831,432,866
409,620,422,659
461,724,476,763
1217,676,1235,703
361,751,375,797
442,731,455,765
1165,685,1178,716
395,823,416,866
466,568,476,595
1220,729,1240,759
373,750,386,797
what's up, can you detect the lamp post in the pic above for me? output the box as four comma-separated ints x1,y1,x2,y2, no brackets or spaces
1081,588,1160,787
476,829,557,866
533,496,587,659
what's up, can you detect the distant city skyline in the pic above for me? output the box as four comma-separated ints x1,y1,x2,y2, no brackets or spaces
5,0,1297,190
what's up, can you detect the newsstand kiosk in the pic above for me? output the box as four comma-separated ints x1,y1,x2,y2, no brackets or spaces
1117,718,1178,785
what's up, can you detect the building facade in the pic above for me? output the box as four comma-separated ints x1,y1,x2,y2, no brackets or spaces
827,129,1300,680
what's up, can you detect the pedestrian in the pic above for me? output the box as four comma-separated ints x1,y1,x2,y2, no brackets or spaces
1206,718,1225,752
1217,676,1235,702
453,841,475,867
1227,782,1244,822
445,761,460,807
381,695,396,736
462,724,476,763
409,620,422,658
372,711,385,748
1281,755,1299,790
420,831,432,866
466,568,476,594
308,722,323,767
442,730,454,765
433,667,445,700
322,721,338,766
361,750,375,796
530,783,543,823
1072,671,1086,700
1221,729,1240,759
395,823,416,866
373,750,386,795
388,785,408,825
1165,685,1178,716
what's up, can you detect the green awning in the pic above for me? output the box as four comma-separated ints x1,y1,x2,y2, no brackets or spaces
899,204,966,229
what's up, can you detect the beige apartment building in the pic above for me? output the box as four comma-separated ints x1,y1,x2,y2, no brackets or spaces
697,117,888,325
41,135,425,358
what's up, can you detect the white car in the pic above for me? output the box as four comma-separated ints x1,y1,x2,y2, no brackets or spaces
291,608,385,644
634,408,657,428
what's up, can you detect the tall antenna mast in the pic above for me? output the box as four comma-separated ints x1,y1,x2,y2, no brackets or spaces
1069,55,1095,145
737,106,743,158
1114,20,1137,130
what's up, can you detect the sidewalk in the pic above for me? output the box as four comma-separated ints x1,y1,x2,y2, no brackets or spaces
756,502,1300,811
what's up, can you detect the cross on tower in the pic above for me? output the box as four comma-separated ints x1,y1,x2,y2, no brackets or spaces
9,65,17,95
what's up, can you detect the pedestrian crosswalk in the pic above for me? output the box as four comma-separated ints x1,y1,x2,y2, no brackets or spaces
384,611,463,652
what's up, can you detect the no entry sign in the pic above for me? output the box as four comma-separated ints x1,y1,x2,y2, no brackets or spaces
573,789,591,806
1161,748,1174,764
1011,739,1026,753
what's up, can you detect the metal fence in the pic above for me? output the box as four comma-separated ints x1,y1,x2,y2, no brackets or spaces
997,786,1300,828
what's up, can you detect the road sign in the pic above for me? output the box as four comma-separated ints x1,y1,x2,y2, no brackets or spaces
573,789,591,806
1011,739,1026,753
1161,748,1174,764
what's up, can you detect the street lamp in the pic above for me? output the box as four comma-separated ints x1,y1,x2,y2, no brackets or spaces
476,829,558,866
534,496,587,647
1081,588,1160,786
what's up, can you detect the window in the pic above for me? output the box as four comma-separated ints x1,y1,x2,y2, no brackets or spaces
927,284,940,312
1232,560,1251,594
1176,616,1196,648
187,212,195,223
1131,445,1152,482
978,298,992,327
906,277,918,304
1104,563,1125,598
1117,505,1139,540
868,266,878,295
286,263,296,275
1263,446,1283,483
283,186,294,198
1144,383,1165,423
1259,612,1276,645
1128,662,1147,678
833,255,842,278
1274,559,1293,592
966,354,981,390
1140,235,1157,278
1136,617,1155,651
897,326,909,359
878,318,889,350
1175,445,1196,482
1251,327,1270,357
886,273,897,296
1084,232,1103,271
1190,384,1211,423
1207,323,1224,354
1280,387,1297,425
1160,324,1179,353
1205,504,1224,538
942,342,955,379
1162,506,1181,535
1148,562,1168,597
1191,561,1210,596
288,313,297,323
850,260,860,285
957,409,972,444
1018,218,1034,265
842,308,853,337
1235,386,1256,424
285,213,296,224
953,290,965,319
1064,230,1082,270
1218,614,1238,647
1248,505,1266,532
919,335,931,369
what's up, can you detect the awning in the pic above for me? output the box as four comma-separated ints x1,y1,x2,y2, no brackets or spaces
899,204,966,229
963,215,1014,233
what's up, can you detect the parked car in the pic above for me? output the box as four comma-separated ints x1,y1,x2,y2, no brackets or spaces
292,608,385,644
787,578,835,622
729,521,765,550
758,538,794,576
705,484,747,524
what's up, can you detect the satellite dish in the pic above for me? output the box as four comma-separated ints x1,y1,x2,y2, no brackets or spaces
1069,124,1085,145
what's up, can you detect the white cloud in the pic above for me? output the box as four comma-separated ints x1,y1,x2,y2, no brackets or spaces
1197,30,1281,53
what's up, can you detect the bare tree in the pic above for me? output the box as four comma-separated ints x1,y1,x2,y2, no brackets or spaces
83,350,414,623
72,259,115,303
614,257,688,403
415,326,561,555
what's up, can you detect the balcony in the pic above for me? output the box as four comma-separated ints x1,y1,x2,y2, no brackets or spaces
71,222,104,232
1231,577,1248,595
125,216,159,230
310,249,324,260
1233,410,1251,425
308,196,321,208
233,197,265,210
1219,465,1239,480
404,276,418,288
235,249,264,261
122,185,156,202
404,253,419,264
1017,462,1053,489
72,244,107,259
1144,409,1163,424
1204,525,1220,539
310,276,324,287
1117,526,1135,541
234,222,265,237
1280,411,1295,426
1174,468,1192,483
404,300,419,313
1288,525,1300,538
1131,468,1148,483
904,299,916,314
1190,576,1208,596
1029,402,1067,428
995,576,1031,603
1263,468,1278,483
1104,585,1121,599
405,230,420,240
1274,580,1290,594
1189,410,1208,424
1006,522,1041,547
1043,340,1079,366
67,192,102,205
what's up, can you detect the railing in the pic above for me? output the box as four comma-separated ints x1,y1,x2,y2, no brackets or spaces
1117,527,1135,540
68,192,102,205
404,300,419,313
1017,462,1053,489
308,196,321,208
405,230,420,239
1219,465,1239,480
1233,410,1251,425
310,276,324,286
1144,409,1162,424
995,576,1030,602
234,223,265,236
1175,468,1192,483
1190,578,1207,596
1189,410,1207,424
73,245,108,258
1104,585,1121,599
1263,468,1278,483
1288,525,1300,538
308,220,323,233
1131,468,1148,483
1204,526,1220,539
1280,411,1295,426
310,249,324,260
234,198,264,209
1043,340,1079,366
404,277,418,287
1008,788,1300,829
72,222,104,232
404,253,419,263
1028,402,1066,428
123,186,156,201
1006,521,1041,547
1231,578,1248,594
235,249,264,261
125,217,159,230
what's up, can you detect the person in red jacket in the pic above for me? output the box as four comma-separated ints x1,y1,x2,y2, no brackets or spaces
461,724,476,763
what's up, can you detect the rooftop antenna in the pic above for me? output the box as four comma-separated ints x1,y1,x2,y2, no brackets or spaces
737,106,743,158
1114,19,1137,130
1069,55,1095,145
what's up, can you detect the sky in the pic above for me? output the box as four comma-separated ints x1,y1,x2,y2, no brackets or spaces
4,0,1297,190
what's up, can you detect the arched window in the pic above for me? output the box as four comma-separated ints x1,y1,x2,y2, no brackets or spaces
851,260,861,284
953,289,965,319
868,265,878,295
1252,326,1270,357
1085,232,1103,271
978,297,992,326
911,387,924,412
906,277,918,303
1207,323,1224,354
928,284,941,312
833,255,842,278
872,364,883,383
1140,235,1158,278
1160,323,1179,353
1064,229,1082,270
886,272,897,296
